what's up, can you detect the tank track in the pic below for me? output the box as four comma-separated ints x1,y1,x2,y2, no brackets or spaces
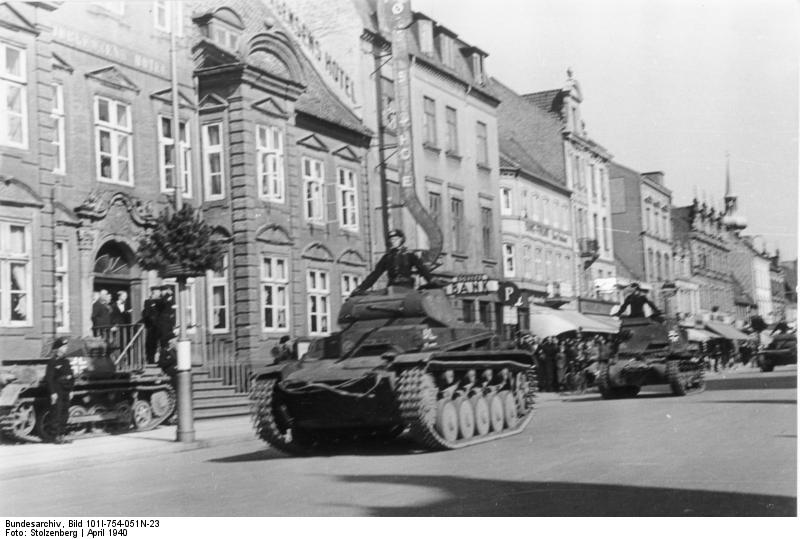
0,385,176,444
249,378,304,453
667,358,706,396
397,365,536,451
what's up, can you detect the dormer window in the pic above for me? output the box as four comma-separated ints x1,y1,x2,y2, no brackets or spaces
471,53,484,84
196,8,244,53
418,19,434,55
440,34,455,68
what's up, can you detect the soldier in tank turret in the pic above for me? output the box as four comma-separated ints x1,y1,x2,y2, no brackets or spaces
616,283,662,319
352,229,435,294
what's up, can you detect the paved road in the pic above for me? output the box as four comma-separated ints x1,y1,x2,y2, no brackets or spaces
2,367,795,516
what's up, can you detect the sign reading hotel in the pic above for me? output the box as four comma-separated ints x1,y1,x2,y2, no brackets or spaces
268,0,359,108
445,274,499,296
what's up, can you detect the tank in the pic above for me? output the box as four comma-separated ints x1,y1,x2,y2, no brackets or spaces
0,337,175,443
249,287,537,452
596,317,705,398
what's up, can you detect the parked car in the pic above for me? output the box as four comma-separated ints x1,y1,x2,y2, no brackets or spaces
756,333,797,372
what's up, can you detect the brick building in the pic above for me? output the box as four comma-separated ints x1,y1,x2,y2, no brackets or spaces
0,0,373,364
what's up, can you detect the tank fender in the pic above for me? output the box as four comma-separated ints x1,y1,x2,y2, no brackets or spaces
389,351,437,368
251,362,300,382
0,382,28,407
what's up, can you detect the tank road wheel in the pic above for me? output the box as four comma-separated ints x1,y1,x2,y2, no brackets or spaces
249,378,313,454
87,405,109,432
500,390,518,428
149,388,176,426
132,400,154,430
2,401,38,443
488,394,505,432
67,405,89,437
456,398,475,440
435,400,459,443
666,360,687,396
36,410,57,443
471,395,491,436
107,402,133,434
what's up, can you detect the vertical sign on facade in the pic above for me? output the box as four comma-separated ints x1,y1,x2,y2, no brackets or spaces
378,0,443,266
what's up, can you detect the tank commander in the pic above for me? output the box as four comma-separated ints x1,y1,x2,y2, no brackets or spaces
44,336,74,444
352,229,435,294
615,283,661,318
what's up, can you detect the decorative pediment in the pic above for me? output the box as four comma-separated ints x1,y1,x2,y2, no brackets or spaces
150,88,196,109
256,224,293,246
192,39,240,70
75,190,155,227
246,32,306,84
85,66,140,94
0,177,43,208
301,242,334,262
54,202,80,227
52,53,74,73
199,93,229,112
337,249,366,267
252,97,288,118
333,145,360,162
0,3,38,35
297,134,329,153
211,225,233,243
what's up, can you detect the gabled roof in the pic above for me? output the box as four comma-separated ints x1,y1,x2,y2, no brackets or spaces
488,77,566,183
523,89,562,117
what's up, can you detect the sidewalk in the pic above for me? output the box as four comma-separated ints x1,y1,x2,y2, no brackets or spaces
0,415,256,481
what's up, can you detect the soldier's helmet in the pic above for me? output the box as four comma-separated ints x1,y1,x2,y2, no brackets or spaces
388,229,406,242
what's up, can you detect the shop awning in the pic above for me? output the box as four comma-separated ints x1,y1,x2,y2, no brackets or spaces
686,328,719,342
529,308,619,338
704,321,752,342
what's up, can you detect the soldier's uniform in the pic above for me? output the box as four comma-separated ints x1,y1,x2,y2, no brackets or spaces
44,337,75,444
354,230,434,292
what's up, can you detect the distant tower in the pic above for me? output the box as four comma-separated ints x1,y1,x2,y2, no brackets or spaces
722,153,747,231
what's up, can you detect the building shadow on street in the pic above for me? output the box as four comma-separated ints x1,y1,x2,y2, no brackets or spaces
700,399,796,405
334,474,797,516
705,373,796,391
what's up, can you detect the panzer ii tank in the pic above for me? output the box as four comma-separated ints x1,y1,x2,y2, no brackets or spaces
597,317,705,398
249,287,536,452
0,337,175,443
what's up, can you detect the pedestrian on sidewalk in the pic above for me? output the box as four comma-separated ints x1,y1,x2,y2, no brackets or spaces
45,336,75,444
139,286,163,364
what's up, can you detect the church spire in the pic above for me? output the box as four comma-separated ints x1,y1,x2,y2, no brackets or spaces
722,153,747,231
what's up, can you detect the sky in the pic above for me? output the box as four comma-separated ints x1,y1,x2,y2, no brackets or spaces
414,0,799,260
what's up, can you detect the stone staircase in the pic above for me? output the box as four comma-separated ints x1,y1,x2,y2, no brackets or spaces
191,368,251,420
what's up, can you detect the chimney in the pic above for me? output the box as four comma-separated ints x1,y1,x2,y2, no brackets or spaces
643,171,664,186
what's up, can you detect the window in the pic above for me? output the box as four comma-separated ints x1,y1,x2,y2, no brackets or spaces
307,270,330,335
533,195,542,221
471,53,484,83
51,84,66,173
338,168,358,230
563,203,570,231
445,106,458,153
1,42,27,148
303,157,324,223
481,207,492,259
602,216,609,251
545,250,553,280
441,35,456,68
645,207,650,233
450,197,464,253
592,213,599,241
418,19,434,55
257,125,284,202
423,97,437,146
500,187,512,215
0,221,31,326
503,243,515,277
153,1,183,35
202,123,224,199
341,273,361,300
428,191,442,230
54,241,68,332
261,256,289,331
462,299,475,323
543,198,550,224
523,244,532,279
158,116,191,195
162,278,197,334
589,163,596,199
478,301,490,327
95,97,132,184
209,22,240,51
208,255,229,332
647,249,654,281
476,121,488,165
600,168,607,201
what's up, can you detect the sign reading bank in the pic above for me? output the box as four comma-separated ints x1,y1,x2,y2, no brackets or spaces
267,0,361,111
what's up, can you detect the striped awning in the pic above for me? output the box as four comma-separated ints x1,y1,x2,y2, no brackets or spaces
704,321,752,342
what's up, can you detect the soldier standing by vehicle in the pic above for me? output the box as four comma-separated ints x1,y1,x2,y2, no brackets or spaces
44,337,74,444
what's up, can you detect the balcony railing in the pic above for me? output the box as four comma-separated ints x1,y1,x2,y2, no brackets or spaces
578,238,599,258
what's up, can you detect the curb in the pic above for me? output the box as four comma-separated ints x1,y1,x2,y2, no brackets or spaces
0,431,256,481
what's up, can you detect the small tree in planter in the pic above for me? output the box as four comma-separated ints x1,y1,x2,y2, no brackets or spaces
137,204,225,279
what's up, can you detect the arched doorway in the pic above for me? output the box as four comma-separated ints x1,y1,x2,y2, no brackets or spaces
93,240,138,304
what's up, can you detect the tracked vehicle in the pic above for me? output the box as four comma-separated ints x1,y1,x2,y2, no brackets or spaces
597,317,705,398
249,287,536,452
0,337,175,443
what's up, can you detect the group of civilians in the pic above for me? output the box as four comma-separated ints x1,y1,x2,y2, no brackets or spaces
516,332,609,392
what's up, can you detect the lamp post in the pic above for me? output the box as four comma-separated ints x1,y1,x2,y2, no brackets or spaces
170,6,195,443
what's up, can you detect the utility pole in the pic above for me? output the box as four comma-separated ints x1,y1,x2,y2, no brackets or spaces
170,4,195,443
